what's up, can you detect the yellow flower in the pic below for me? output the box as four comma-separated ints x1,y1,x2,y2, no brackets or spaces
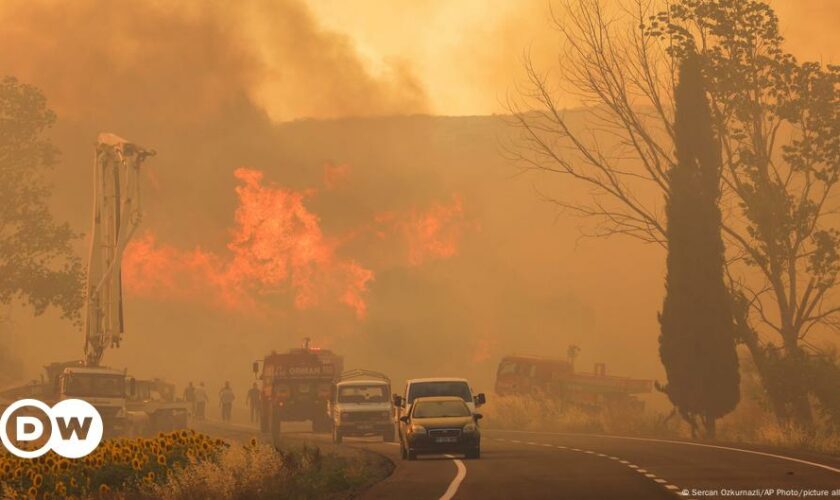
33,473,43,487
156,454,166,465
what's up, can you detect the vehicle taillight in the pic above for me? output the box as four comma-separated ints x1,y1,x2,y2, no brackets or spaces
274,384,290,400
317,383,330,398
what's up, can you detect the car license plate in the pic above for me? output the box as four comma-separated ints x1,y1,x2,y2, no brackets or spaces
435,437,457,443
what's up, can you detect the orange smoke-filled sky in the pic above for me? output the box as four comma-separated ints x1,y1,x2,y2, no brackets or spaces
1,0,833,122
305,0,839,117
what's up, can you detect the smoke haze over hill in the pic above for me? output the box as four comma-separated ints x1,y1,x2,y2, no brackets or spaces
2,0,833,406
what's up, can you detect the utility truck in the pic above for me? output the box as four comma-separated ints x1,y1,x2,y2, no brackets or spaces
125,378,190,435
329,370,394,444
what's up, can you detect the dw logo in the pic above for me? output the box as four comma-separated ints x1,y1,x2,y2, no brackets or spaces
0,399,104,459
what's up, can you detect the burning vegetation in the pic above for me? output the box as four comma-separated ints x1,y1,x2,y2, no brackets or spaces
123,167,468,319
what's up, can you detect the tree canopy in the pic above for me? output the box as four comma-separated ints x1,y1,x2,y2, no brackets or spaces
0,76,83,323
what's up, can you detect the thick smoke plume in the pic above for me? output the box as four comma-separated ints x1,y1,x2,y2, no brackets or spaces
0,0,428,123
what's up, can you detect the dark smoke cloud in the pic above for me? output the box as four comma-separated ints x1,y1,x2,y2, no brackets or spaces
0,0,428,125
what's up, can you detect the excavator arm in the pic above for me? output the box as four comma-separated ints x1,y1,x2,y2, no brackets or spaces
83,133,155,367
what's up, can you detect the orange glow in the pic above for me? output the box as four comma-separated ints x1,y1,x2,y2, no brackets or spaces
378,195,466,266
323,163,351,190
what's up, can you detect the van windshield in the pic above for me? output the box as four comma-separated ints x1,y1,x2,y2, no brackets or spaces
407,381,471,404
413,400,471,418
338,384,388,403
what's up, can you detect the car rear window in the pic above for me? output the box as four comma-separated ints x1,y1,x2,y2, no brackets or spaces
412,400,471,418
407,381,472,404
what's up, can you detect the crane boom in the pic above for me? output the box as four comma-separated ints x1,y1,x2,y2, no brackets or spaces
83,133,155,367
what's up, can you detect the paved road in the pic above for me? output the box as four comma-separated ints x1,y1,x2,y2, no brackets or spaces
197,421,840,499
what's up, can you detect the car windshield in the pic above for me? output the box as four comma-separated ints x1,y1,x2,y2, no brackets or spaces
413,400,471,418
64,374,125,398
497,361,517,376
338,384,388,403
408,381,472,404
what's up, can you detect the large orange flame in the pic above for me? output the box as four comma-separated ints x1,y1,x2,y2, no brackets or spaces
123,168,373,318
124,168,469,319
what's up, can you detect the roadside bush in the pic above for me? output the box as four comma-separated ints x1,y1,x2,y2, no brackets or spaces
482,394,840,455
147,439,385,500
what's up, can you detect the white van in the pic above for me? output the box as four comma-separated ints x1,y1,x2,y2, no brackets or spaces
393,377,486,421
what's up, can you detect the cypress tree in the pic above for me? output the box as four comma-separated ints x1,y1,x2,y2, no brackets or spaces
659,54,740,439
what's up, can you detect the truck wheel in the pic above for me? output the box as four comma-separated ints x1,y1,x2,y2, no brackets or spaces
270,406,282,445
333,426,343,444
383,425,395,442
260,401,271,434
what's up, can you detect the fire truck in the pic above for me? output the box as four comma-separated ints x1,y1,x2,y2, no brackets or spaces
494,355,653,413
253,339,344,442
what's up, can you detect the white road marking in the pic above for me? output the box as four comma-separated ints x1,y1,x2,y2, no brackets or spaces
439,454,467,500
489,429,840,474
497,434,686,498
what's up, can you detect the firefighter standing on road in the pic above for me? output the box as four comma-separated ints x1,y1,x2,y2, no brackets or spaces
183,382,196,414
246,382,261,424
219,382,236,422
194,382,208,420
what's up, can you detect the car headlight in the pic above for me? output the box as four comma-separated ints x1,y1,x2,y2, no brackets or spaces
463,422,477,433
409,424,426,434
